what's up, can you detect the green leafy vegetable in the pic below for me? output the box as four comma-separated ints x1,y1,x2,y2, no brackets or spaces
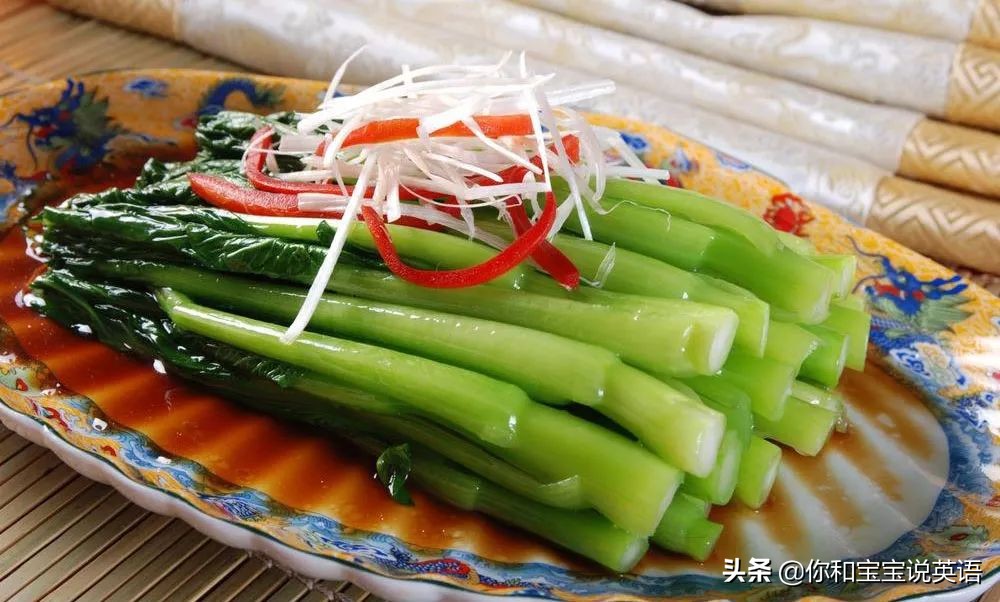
376,443,415,505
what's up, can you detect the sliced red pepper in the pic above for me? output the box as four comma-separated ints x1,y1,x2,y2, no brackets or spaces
188,173,440,229
465,134,581,289
190,172,306,217
341,114,533,148
506,200,579,289
361,192,557,288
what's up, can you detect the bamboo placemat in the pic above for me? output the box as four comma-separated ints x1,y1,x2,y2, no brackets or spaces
0,1,384,600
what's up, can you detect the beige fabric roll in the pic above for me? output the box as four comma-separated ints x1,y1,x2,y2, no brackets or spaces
899,119,1000,198
946,43,1000,132
870,177,1000,274
586,90,887,226
46,0,179,38
969,0,1000,50
412,0,1000,194
176,0,503,84
519,0,958,117
374,0,924,170
684,0,999,50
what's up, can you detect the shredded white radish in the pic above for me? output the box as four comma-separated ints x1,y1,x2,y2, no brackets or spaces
606,166,672,180
424,152,503,182
322,45,367,105
268,53,669,342
297,192,351,208
278,134,326,153
603,129,663,185
583,243,617,288
280,153,376,344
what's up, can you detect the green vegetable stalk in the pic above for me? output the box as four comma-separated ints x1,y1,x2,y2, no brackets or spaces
103,261,725,477
734,436,782,509
158,290,682,536
651,493,723,562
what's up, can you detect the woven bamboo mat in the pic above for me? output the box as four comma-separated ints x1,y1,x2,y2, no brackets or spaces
0,1,385,600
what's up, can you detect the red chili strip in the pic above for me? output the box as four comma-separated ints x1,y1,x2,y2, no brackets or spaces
506,200,579,289
341,114,534,148
187,173,439,229
361,191,558,288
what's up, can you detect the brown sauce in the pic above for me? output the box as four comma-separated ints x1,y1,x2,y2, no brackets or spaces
837,364,938,461
781,449,866,529
0,225,554,561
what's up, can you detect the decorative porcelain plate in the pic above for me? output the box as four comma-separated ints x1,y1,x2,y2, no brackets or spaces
0,70,997,602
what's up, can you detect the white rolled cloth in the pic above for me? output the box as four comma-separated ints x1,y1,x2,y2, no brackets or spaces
681,0,997,50
371,0,923,171
517,0,958,116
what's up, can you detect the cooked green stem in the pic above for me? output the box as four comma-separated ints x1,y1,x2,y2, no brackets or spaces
557,191,719,272
775,231,815,255
712,351,795,421
678,376,753,450
811,254,857,299
734,436,782,509
702,230,835,324
651,493,724,562
680,429,742,505
603,365,725,478
156,289,528,447
755,395,838,456
118,262,723,475
790,380,848,433
117,262,615,405
550,184,834,324
821,300,872,371
352,436,649,572
677,493,712,518
529,233,769,355
158,289,681,536
800,325,849,387
599,177,781,256
321,265,736,377
765,321,821,375
490,402,682,536
353,413,590,510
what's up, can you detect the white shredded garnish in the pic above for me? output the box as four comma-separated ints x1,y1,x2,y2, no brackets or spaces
323,45,368,105
297,192,351,209
583,243,616,288
271,52,669,342
280,153,377,343
605,166,672,180
603,129,662,185
278,134,326,153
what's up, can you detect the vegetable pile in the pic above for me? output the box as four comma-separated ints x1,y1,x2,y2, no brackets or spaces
27,59,870,572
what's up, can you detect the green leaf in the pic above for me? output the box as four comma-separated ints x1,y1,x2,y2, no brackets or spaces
42,203,332,282
195,110,297,160
376,443,414,505
30,268,305,392
42,203,383,283
135,157,243,188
